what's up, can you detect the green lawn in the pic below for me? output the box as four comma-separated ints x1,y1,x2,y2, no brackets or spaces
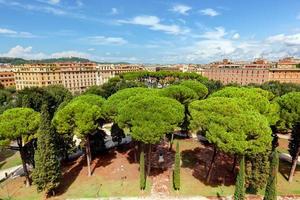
0,150,22,170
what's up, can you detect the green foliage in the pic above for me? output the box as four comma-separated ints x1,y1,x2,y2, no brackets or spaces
189,97,272,156
263,150,279,200
0,108,41,143
260,81,300,97
100,77,146,98
44,85,72,107
277,92,300,130
179,80,208,99
173,141,180,190
160,85,197,105
84,85,106,97
53,94,105,138
32,106,61,194
117,95,184,144
139,149,145,190
0,88,15,114
103,87,159,121
210,87,280,126
234,156,245,200
245,152,270,194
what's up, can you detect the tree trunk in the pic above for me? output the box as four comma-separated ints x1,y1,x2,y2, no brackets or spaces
147,144,152,175
288,146,300,182
134,141,138,163
232,154,237,173
86,136,92,177
169,133,174,151
17,137,31,187
206,146,217,183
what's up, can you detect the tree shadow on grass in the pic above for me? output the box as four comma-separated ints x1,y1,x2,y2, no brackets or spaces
91,150,117,174
56,157,85,196
0,149,17,162
278,160,300,181
181,146,235,187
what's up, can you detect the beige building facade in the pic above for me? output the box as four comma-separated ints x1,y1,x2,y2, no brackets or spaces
14,62,97,93
14,62,145,93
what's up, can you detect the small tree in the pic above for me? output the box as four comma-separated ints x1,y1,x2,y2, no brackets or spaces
173,141,180,190
140,149,146,190
32,105,61,195
264,150,279,200
0,108,40,186
234,156,245,200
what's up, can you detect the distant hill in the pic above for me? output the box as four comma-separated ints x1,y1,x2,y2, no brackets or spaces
0,57,91,65
0,57,131,65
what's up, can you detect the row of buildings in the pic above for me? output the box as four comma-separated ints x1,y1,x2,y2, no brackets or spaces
154,57,300,85
0,57,300,93
0,62,144,93
201,57,300,85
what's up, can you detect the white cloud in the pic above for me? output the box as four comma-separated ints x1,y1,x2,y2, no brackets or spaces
161,28,300,63
51,51,90,58
232,33,240,39
83,36,128,45
199,27,227,39
0,45,46,59
110,8,118,15
0,45,140,62
118,15,189,35
171,4,191,15
87,48,95,51
48,0,60,5
200,8,220,17
266,33,300,46
0,27,36,38
0,45,91,60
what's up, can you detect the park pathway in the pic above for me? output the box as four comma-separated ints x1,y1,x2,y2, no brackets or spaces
150,169,170,197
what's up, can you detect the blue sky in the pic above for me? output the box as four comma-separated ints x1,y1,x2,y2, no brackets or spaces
0,0,299,63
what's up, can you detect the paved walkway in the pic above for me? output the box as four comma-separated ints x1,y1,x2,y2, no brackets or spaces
0,164,23,181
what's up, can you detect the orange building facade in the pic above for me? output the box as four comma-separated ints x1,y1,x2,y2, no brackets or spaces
0,71,15,88
203,68,300,85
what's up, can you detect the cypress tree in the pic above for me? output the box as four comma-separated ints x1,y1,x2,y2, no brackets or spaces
173,141,180,190
139,148,146,190
234,156,245,200
32,104,61,195
264,150,279,200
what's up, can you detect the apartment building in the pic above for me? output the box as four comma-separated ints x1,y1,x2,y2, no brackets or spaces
203,67,300,85
0,65,15,88
203,68,270,85
14,62,97,93
269,69,300,84
14,62,145,93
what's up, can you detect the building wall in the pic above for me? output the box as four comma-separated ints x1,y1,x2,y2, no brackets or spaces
0,72,15,87
269,69,300,84
203,68,269,85
203,67,300,85
14,63,97,93
14,63,145,93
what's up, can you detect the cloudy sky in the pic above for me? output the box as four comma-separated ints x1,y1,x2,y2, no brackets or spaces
0,0,300,63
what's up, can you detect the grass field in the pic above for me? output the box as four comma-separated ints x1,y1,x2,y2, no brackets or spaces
0,147,150,200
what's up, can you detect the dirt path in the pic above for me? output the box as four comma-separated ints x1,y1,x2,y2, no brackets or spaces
150,169,171,197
